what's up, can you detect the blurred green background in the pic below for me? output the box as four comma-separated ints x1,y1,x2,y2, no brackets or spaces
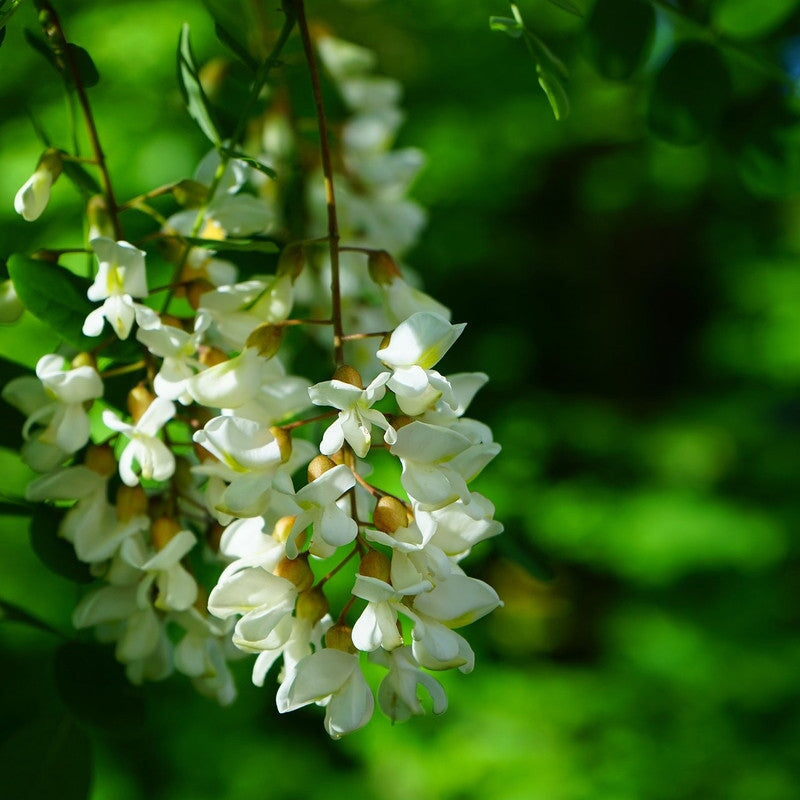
2,0,800,797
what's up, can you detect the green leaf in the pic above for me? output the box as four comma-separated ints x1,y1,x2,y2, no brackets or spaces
7,255,96,349
22,31,100,89
537,67,570,121
712,0,799,40
584,0,656,80
0,596,63,637
68,44,99,89
213,21,258,71
647,42,732,145
0,27,6,47
0,717,92,800
180,235,279,253
29,504,93,584
490,16,523,38
219,147,277,179
177,23,222,145
545,0,584,17
0,0,23,29
54,642,147,737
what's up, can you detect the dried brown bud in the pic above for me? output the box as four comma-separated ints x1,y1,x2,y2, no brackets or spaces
274,553,314,592
332,364,363,389
359,549,391,583
116,485,148,522
70,352,96,371
367,249,402,285
198,346,228,368
151,517,182,551
186,279,215,309
308,454,337,483
84,444,117,478
272,515,297,544
296,587,329,624
372,496,408,534
392,415,415,430
245,323,284,359
277,242,306,282
270,426,292,462
325,623,357,654
127,385,154,424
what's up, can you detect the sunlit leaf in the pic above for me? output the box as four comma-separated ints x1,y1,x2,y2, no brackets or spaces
177,23,222,145
712,0,799,39
584,0,656,80
489,16,522,38
7,255,95,349
537,68,570,121
647,42,731,145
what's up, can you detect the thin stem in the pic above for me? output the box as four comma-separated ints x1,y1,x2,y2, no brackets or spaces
38,1,124,239
101,361,147,379
317,544,360,586
161,10,297,313
341,330,390,342
280,409,338,431
294,0,345,367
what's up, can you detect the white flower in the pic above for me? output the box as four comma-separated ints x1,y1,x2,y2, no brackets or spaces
83,237,154,339
370,646,447,723
276,648,374,739
281,465,358,558
308,372,396,458
102,397,176,486
187,347,264,409
377,312,465,416
207,564,296,652
14,151,61,221
389,421,500,509
137,318,208,404
2,354,103,470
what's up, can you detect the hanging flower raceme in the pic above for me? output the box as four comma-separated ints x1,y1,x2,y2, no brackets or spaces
5,11,506,744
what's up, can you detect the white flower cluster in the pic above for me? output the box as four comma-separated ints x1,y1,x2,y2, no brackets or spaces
4,30,502,737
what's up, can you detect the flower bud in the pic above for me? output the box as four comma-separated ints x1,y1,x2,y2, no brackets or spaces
332,364,363,389
194,584,209,614
116,485,148,522
277,242,305,282
367,249,402,285
198,345,228,368
391,414,415,430
172,179,209,208
245,323,284,359
87,194,114,240
160,314,185,330
186,279,215,309
85,444,117,477
0,279,24,324
372,496,407,534
127,385,154,423
70,352,96,371
270,426,292,462
151,517,182,550
359,549,391,583
308,454,337,482
325,623,357,654
15,148,62,222
274,553,314,591
272,515,297,543
296,587,329,624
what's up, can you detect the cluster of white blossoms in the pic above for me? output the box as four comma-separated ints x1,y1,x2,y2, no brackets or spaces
3,26,502,737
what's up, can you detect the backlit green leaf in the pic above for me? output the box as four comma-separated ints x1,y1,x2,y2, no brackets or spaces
177,23,222,145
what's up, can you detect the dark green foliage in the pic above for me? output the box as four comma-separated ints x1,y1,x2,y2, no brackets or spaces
648,41,732,145
584,0,656,80
54,642,147,737
29,504,93,584
0,716,92,800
